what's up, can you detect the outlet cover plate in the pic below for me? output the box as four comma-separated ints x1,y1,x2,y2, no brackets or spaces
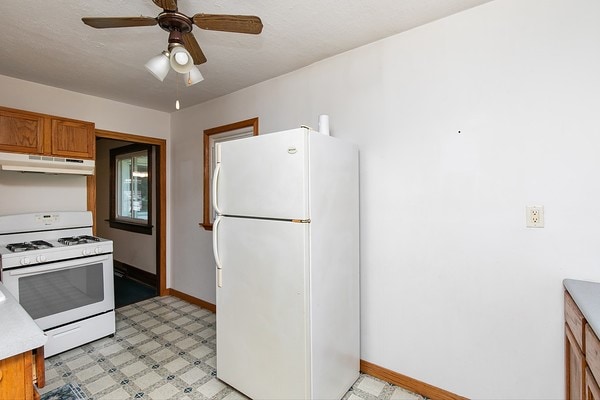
526,205,544,228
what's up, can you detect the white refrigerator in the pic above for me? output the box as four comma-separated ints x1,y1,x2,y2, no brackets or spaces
212,127,360,400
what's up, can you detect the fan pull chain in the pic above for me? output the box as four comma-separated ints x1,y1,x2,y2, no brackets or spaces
175,73,181,110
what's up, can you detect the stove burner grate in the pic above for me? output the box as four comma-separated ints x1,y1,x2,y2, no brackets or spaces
58,235,101,246
6,240,53,253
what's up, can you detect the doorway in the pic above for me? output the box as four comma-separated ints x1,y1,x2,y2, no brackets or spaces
86,129,167,305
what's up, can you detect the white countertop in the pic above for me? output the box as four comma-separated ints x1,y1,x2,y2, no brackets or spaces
0,282,47,360
564,279,600,336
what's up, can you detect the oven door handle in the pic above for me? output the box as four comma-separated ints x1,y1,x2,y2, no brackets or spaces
6,255,110,276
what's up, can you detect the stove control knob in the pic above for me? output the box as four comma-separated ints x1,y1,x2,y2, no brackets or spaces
36,255,47,263
82,249,92,256
94,247,101,254
20,257,31,266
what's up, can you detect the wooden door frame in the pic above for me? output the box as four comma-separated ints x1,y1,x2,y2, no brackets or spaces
87,129,167,296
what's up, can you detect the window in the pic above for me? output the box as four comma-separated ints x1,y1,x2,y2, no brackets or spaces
201,118,259,230
110,144,153,234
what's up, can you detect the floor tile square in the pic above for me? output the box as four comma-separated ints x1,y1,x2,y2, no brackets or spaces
149,348,175,363
179,367,207,385
189,345,212,359
357,376,386,396
390,388,421,400
198,378,227,397
120,360,149,378
109,351,135,366
99,387,131,400
87,375,117,395
76,364,105,381
164,357,190,373
134,371,162,390
149,383,180,399
66,354,94,370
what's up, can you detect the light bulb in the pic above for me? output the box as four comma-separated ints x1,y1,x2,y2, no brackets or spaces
174,52,189,65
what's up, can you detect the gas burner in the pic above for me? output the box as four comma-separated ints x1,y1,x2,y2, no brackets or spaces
58,235,101,246
6,240,53,253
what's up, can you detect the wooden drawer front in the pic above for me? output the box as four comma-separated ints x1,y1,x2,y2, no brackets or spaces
587,324,600,385
587,368,600,400
0,110,44,154
566,291,586,349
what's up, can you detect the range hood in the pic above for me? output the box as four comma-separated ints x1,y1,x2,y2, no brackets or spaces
0,152,95,175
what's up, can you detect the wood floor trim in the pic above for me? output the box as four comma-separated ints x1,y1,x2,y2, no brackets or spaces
167,289,216,313
360,359,468,400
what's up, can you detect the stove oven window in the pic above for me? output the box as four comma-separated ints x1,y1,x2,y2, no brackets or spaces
109,144,153,235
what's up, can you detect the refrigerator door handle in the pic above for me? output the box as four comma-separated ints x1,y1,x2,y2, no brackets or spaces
212,163,222,216
213,214,224,271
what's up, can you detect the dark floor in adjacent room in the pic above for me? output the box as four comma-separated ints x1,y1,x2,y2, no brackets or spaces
114,274,157,308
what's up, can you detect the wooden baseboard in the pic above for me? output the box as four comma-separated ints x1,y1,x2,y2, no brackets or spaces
114,260,157,287
360,359,468,400
166,288,216,313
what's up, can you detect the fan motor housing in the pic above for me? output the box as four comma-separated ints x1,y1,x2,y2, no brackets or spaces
157,11,193,33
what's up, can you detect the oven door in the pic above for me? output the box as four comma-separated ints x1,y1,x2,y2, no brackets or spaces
3,254,114,331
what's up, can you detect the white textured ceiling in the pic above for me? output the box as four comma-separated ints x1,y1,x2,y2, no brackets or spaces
0,0,493,112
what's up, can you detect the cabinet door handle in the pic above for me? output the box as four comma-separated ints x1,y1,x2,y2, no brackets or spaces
0,369,3,382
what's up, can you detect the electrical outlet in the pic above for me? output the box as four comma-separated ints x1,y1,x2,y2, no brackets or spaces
526,205,544,228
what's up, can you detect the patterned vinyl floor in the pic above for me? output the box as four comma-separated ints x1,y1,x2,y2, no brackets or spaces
39,296,425,400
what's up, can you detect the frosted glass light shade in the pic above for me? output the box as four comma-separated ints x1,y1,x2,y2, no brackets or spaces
184,66,204,87
170,46,194,73
145,51,170,81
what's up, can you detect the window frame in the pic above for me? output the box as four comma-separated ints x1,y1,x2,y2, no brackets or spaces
109,143,153,235
200,118,259,230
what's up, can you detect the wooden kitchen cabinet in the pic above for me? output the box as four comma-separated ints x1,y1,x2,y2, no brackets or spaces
0,106,94,159
0,108,44,154
565,290,600,400
0,351,35,400
50,118,95,158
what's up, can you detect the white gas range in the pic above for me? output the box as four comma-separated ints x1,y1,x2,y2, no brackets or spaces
0,211,115,358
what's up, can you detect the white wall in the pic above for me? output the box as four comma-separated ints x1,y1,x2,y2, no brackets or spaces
170,0,600,397
0,75,171,283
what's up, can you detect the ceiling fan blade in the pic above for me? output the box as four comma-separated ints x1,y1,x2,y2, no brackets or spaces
82,17,157,29
152,0,178,11
192,14,263,34
182,33,207,65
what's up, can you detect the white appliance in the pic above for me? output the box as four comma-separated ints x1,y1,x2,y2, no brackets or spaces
0,212,115,357
0,151,95,175
212,127,360,400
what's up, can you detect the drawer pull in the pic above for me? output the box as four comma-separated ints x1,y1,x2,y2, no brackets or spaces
0,369,3,382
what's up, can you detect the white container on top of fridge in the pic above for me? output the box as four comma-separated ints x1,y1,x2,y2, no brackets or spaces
212,127,360,400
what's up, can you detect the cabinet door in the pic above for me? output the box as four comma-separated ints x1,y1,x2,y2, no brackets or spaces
0,352,34,400
51,119,94,159
567,324,586,400
0,109,44,154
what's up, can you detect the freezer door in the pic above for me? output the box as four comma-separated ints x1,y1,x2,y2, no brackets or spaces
215,128,309,220
215,216,309,399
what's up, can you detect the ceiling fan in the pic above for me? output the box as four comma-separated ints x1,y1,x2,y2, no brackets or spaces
82,0,263,84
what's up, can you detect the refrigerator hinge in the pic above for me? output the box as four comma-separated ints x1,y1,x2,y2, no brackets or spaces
291,219,311,223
